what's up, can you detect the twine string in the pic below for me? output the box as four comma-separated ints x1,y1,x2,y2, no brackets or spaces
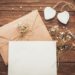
53,1,75,11
60,3,75,11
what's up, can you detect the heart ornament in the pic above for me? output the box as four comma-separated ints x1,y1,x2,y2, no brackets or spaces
44,7,56,20
57,11,70,24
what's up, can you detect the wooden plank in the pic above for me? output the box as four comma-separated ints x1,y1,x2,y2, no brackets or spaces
0,0,75,12
0,3,75,11
59,51,75,62
0,72,7,75
58,73,75,75
0,63,7,72
58,63,75,75
0,55,4,62
0,0,74,3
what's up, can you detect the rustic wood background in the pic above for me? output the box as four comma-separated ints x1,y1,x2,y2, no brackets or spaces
0,0,75,75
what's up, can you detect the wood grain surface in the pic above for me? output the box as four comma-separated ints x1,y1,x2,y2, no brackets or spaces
0,0,75,75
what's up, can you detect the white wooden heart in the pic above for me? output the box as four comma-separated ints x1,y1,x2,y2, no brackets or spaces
57,11,70,24
44,7,56,20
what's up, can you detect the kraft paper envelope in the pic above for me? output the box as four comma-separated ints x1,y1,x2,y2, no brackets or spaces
0,10,52,65
8,41,57,75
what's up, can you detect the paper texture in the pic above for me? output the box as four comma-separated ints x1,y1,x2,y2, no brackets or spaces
8,41,57,75
0,10,52,64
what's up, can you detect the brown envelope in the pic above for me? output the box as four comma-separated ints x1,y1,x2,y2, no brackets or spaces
0,10,52,65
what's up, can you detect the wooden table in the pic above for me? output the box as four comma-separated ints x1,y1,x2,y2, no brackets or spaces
0,0,75,75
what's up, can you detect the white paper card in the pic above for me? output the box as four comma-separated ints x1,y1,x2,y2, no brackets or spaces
8,41,57,75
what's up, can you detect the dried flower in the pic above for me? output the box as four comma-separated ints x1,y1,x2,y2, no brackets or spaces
18,25,29,37
49,25,75,51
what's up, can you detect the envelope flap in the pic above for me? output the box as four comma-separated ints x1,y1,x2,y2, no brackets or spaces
0,10,39,39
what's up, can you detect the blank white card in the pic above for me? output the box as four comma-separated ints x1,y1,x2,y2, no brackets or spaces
8,41,57,75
